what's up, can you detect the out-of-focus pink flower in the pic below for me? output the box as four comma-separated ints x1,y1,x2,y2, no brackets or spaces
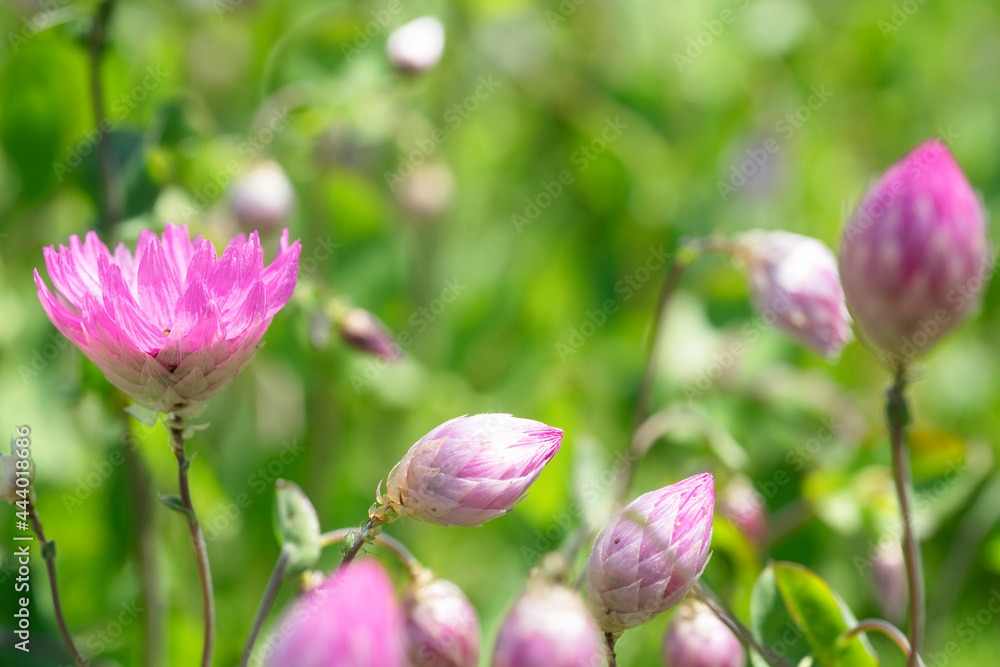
339,307,401,361
383,414,562,527
387,16,445,73
228,161,296,232
35,224,301,418
734,230,852,357
585,473,715,634
839,139,990,366
492,581,605,667
264,560,405,667
718,476,767,547
662,601,745,667
403,572,480,667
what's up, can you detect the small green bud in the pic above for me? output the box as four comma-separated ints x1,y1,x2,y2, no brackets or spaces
273,479,322,577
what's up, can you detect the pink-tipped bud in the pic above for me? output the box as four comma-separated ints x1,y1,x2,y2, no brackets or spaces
387,17,445,73
403,571,480,667
734,230,852,357
383,414,562,527
492,581,605,667
839,140,990,366
718,476,767,547
585,473,715,634
338,307,402,361
263,560,405,667
662,601,745,667
228,161,296,232
872,541,907,625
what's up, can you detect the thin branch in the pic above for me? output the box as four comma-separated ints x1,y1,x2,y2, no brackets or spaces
239,548,291,667
88,0,122,231
845,618,925,666
693,582,793,667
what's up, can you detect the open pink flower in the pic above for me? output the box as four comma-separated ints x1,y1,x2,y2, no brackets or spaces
34,224,301,418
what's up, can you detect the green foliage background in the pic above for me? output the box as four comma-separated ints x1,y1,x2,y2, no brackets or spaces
1,0,1000,665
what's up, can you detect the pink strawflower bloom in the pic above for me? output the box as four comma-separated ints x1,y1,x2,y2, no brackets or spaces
403,571,480,667
734,230,852,357
382,414,562,527
839,139,990,366
263,560,405,667
34,224,301,418
585,473,715,634
662,601,745,667
492,581,605,667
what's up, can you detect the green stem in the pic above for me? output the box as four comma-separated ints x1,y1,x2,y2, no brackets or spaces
239,548,290,667
845,618,925,666
886,368,924,667
339,519,377,568
88,0,122,231
27,504,89,667
321,527,418,572
167,422,215,667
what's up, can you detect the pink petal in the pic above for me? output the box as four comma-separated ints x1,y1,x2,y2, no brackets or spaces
136,235,182,331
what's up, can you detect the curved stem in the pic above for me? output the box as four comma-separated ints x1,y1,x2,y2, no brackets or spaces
27,505,89,667
845,618,925,666
167,422,215,667
339,518,376,568
604,632,618,667
886,369,924,667
321,527,419,572
694,582,793,667
239,548,291,667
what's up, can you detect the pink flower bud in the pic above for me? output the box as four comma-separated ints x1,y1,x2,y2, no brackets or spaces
228,161,296,232
339,307,402,361
734,231,852,357
264,560,406,667
492,582,605,667
662,601,745,667
585,473,715,634
35,225,301,418
839,140,989,365
718,476,767,547
872,541,907,625
383,414,562,527
403,572,480,667
387,17,445,73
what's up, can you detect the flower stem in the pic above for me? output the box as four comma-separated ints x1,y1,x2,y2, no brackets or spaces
338,518,387,568
239,547,291,667
27,504,89,667
886,368,924,667
321,527,419,573
604,632,618,667
167,422,215,667
694,582,793,667
845,618,926,666
87,0,122,231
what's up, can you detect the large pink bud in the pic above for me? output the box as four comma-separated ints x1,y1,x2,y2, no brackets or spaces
262,560,405,667
34,225,300,418
403,571,480,667
382,414,562,527
662,601,745,667
839,139,990,366
492,581,605,667
733,230,852,357
585,473,715,634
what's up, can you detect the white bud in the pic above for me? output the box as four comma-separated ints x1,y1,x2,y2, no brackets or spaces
387,17,446,73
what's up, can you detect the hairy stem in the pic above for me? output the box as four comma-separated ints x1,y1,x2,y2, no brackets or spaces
886,369,924,667
239,548,291,667
27,505,89,667
694,583,793,667
88,0,122,230
168,422,215,667
846,618,925,666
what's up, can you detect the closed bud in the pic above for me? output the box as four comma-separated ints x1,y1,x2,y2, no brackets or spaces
273,479,321,576
338,307,402,361
403,569,480,667
718,476,767,547
585,473,715,634
733,230,852,357
264,560,406,667
662,601,745,667
840,139,990,366
228,161,296,232
492,581,605,667
382,414,562,527
387,17,445,73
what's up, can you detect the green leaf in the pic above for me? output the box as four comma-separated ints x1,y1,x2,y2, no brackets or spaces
159,494,193,519
750,565,812,667
771,561,877,667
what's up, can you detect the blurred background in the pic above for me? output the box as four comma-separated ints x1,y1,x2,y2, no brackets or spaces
1,0,999,664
